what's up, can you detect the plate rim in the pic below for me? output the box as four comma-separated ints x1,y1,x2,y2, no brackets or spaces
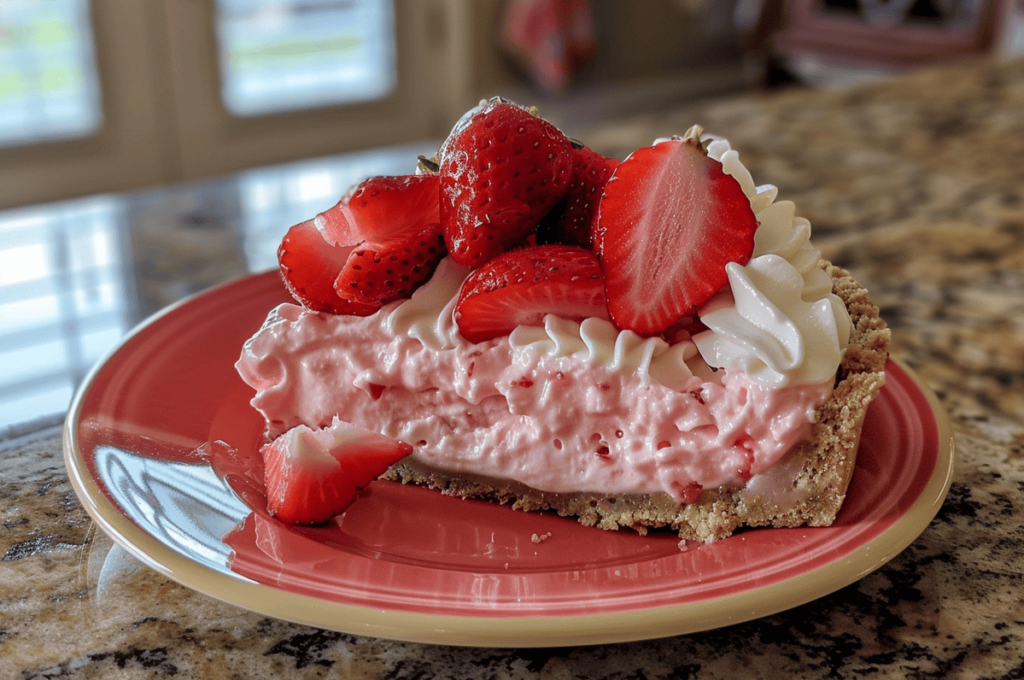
63,272,955,647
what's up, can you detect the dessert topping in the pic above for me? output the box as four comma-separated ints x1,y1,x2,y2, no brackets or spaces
333,224,446,308
453,244,608,343
314,173,441,248
280,173,446,315
536,145,618,249
277,104,766,347
439,99,574,268
594,129,759,336
277,220,377,316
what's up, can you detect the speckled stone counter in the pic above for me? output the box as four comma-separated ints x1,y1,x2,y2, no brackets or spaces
4,55,1024,678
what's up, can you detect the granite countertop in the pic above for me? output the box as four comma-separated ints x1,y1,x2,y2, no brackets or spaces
3,55,1024,678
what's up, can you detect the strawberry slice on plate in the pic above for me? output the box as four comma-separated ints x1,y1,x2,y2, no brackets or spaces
439,99,574,268
277,220,378,316
454,244,609,343
262,418,412,525
595,132,758,336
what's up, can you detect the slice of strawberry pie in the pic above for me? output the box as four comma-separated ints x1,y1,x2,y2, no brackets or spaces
236,100,889,543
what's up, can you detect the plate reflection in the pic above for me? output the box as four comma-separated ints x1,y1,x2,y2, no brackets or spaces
93,444,252,579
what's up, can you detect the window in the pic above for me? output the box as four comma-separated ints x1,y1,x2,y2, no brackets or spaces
0,137,439,431
214,0,397,117
0,196,128,430
0,0,480,210
0,0,102,146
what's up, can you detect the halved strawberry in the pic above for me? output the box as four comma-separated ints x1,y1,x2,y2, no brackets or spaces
278,220,378,316
439,99,574,268
314,174,440,248
595,134,758,336
280,173,447,314
262,418,412,525
454,244,609,343
537,145,618,249
334,223,447,307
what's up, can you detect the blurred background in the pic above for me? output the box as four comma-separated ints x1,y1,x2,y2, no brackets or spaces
1,0,1023,435
3,0,1022,210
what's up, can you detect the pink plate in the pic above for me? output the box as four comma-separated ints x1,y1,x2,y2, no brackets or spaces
64,271,954,646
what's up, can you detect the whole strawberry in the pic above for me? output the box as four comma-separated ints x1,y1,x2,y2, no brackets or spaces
439,99,574,268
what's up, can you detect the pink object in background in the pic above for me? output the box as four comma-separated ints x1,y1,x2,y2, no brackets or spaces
500,0,596,92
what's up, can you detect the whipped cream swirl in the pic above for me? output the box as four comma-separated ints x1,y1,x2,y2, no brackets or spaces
691,139,852,386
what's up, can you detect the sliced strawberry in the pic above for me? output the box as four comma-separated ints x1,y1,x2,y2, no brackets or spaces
439,99,574,268
334,223,446,306
263,418,412,525
537,146,618,249
277,220,378,316
595,136,758,336
454,244,609,343
314,174,440,248
281,173,447,314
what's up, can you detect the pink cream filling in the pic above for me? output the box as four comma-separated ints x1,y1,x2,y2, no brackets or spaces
237,302,832,502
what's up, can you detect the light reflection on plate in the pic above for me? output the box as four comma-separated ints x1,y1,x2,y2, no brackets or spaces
92,443,250,578
64,272,954,646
